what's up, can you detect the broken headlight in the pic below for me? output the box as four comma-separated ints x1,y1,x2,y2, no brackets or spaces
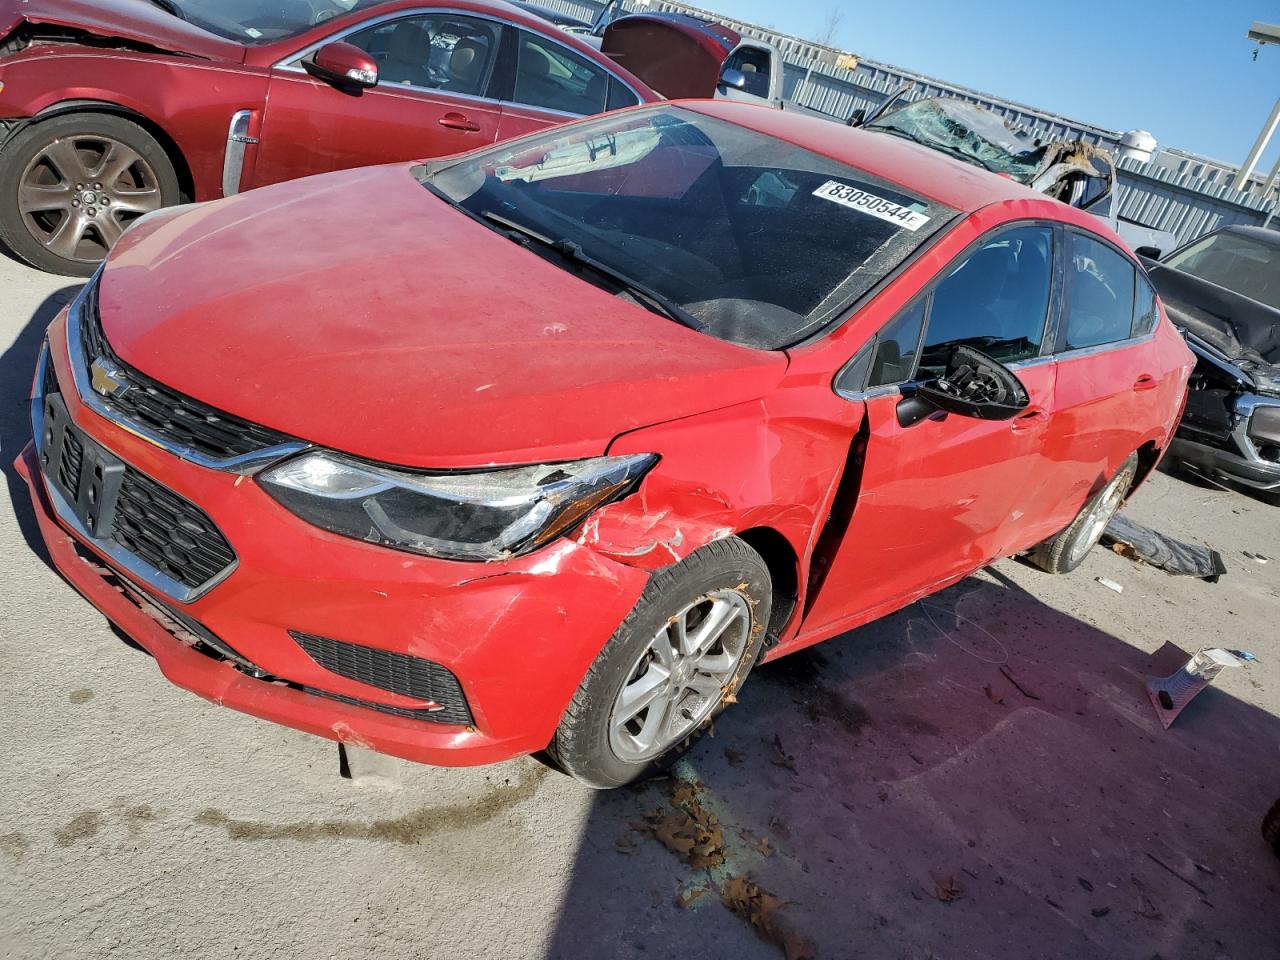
259,451,657,561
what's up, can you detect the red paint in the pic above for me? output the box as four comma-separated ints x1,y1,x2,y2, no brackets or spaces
19,101,1193,765
0,0,656,201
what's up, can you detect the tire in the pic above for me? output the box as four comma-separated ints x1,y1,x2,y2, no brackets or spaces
0,112,180,276
1029,453,1139,575
548,537,772,788
1264,797,1280,857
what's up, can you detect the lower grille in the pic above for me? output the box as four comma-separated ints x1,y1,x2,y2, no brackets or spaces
57,429,84,495
291,631,472,726
110,468,236,590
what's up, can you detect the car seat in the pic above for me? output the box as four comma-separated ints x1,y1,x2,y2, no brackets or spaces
381,21,434,87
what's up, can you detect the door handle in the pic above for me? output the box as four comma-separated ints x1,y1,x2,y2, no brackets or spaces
1010,408,1047,431
438,112,481,132
1132,374,1158,391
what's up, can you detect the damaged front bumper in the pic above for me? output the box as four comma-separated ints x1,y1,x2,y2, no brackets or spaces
19,308,653,766
1172,388,1280,493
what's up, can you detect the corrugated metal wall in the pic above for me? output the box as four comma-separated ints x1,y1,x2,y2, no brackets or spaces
531,0,1280,244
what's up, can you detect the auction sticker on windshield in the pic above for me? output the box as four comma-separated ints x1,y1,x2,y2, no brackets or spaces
812,180,931,231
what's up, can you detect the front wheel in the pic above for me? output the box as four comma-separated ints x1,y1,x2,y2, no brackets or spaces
0,113,180,276
548,537,772,788
1029,453,1138,574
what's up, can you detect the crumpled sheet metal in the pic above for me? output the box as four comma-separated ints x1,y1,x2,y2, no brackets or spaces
1102,514,1227,582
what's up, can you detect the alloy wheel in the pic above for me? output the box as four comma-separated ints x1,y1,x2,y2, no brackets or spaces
17,134,164,263
1067,465,1131,567
608,589,752,763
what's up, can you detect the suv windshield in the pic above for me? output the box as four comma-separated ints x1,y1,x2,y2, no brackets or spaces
159,0,388,43
1164,231,1280,310
423,106,956,349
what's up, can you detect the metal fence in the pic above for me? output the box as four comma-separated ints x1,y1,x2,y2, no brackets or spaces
533,0,1280,244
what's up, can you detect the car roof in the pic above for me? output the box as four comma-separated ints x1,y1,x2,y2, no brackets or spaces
678,99,1077,216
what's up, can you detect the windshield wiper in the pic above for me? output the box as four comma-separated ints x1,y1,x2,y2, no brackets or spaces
477,210,705,332
146,0,186,20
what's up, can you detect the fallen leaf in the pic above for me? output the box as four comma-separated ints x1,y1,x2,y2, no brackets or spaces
676,886,709,909
720,873,815,960
615,836,639,855
1091,906,1111,918
722,693,739,705
933,875,964,903
1135,893,1162,920
768,816,791,840
983,684,1005,705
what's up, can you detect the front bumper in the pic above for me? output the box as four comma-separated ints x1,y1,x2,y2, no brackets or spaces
20,307,650,766
1172,389,1280,494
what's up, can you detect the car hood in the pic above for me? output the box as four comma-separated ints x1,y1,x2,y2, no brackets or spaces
99,165,789,468
0,0,244,61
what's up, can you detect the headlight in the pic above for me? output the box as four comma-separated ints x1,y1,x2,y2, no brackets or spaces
259,451,658,561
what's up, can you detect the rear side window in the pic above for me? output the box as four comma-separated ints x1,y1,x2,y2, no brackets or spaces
1063,233,1137,351
919,225,1053,373
1133,275,1159,336
513,31,611,115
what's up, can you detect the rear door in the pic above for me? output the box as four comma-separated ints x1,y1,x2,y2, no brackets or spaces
492,27,643,142
251,12,506,189
1044,229,1166,521
802,223,1061,633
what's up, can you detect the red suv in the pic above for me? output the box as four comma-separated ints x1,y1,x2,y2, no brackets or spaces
18,102,1193,787
0,0,653,274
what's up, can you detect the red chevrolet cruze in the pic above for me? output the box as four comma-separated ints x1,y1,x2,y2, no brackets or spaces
18,101,1193,787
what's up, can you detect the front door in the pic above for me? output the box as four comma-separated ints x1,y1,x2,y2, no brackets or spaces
251,13,506,189
802,223,1060,635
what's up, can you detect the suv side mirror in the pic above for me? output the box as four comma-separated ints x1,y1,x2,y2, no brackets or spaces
896,346,1030,427
305,42,379,90
718,67,747,90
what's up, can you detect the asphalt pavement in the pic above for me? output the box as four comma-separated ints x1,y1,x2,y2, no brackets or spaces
1,248,1278,960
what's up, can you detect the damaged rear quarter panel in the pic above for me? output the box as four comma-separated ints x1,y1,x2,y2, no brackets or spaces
593,382,866,634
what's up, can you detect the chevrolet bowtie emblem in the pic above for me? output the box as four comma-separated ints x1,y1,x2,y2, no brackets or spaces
89,357,129,398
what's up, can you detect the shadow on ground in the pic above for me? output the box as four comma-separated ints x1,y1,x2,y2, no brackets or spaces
543,569,1280,959
0,285,79,564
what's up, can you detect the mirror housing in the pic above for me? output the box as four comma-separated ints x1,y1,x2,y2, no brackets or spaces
718,67,747,90
897,346,1030,427
305,42,379,90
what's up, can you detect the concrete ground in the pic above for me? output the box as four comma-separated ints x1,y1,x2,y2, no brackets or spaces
1,247,1278,960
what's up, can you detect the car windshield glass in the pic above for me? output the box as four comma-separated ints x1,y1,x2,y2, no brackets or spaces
161,0,389,43
422,106,956,349
868,99,1049,182
1164,232,1280,310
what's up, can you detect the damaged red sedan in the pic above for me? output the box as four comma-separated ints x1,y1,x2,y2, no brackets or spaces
18,101,1193,787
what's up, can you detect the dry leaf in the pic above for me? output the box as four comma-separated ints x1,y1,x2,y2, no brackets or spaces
768,816,791,840
933,875,964,903
983,684,1005,705
720,873,816,960
771,734,798,773
676,886,709,909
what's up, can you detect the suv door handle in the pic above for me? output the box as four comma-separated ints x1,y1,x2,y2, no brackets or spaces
439,112,481,132
1010,408,1047,431
1133,374,1158,391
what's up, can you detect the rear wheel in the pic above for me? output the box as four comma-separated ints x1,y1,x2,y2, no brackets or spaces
1029,453,1138,574
548,537,771,788
0,113,179,276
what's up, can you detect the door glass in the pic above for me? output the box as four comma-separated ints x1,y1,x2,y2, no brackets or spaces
919,225,1053,373
343,15,500,96
1063,233,1137,350
514,30,610,114
867,299,926,387
722,46,772,98
1132,275,1159,336
606,76,640,111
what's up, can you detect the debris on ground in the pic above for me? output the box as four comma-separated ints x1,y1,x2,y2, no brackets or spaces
771,734,798,773
724,748,745,766
676,886,710,909
1103,515,1227,581
641,779,726,871
721,873,816,960
1145,648,1257,729
1243,551,1269,564
983,683,1005,705
999,664,1041,701
1096,577,1124,593
932,875,964,903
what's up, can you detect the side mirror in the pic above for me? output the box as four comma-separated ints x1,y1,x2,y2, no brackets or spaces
305,42,379,90
896,346,1029,427
718,67,747,90
846,108,866,127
